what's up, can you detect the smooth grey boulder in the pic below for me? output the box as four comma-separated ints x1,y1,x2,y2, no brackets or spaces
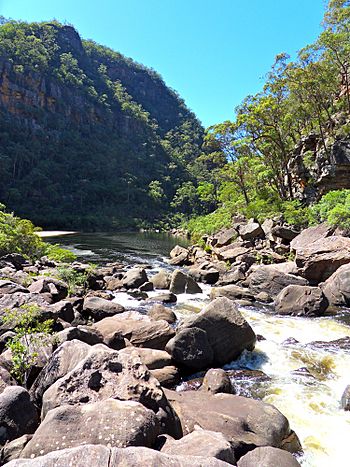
92,311,175,349
178,297,256,366
0,365,16,392
161,428,236,464
274,285,329,317
122,268,148,289
6,444,232,466
169,270,202,294
146,292,177,304
150,270,171,289
0,386,39,446
237,446,301,466
21,399,160,459
165,327,214,370
82,296,125,321
201,368,234,395
164,389,301,455
322,263,350,307
148,303,177,324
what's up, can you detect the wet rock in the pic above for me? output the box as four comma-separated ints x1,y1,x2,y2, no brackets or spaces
82,296,125,321
295,236,350,283
104,277,123,291
178,297,256,366
168,246,190,266
164,389,300,456
148,304,177,324
165,327,214,370
291,367,315,378
237,446,301,467
210,284,254,302
274,285,329,317
161,428,236,464
247,263,308,298
239,221,264,241
322,263,350,307
282,337,300,346
201,369,235,395
341,384,350,410
92,311,175,350
150,269,171,289
28,277,68,303
306,336,350,352
41,345,181,437
169,270,202,294
6,445,232,466
146,292,177,304
122,268,148,289
21,399,161,458
0,386,39,446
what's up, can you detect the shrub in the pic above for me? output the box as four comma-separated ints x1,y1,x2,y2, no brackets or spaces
44,244,76,263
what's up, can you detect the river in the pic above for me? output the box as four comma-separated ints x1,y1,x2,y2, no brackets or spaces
45,231,350,467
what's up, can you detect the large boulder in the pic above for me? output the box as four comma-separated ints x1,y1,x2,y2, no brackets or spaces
82,296,125,321
201,368,234,395
212,227,238,248
164,389,300,456
6,445,232,466
150,270,171,289
188,263,220,285
21,399,160,458
322,263,350,307
177,297,256,366
122,268,148,289
237,446,301,466
148,304,176,324
41,345,181,438
247,263,308,298
92,311,175,349
162,428,236,464
169,270,202,294
168,246,190,266
295,236,350,283
165,327,214,370
290,223,334,251
30,340,92,405
0,386,39,446
238,221,264,240
28,277,68,303
210,284,254,302
0,280,29,296
274,285,329,317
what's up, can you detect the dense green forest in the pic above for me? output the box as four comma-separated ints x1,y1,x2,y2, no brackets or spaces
0,18,205,229
183,0,350,238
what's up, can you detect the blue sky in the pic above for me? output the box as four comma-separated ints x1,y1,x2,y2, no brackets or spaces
0,0,326,127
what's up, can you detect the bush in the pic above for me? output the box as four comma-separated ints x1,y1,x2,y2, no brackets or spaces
44,244,76,263
311,190,350,229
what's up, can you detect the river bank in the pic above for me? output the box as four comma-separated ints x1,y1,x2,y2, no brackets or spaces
0,226,349,466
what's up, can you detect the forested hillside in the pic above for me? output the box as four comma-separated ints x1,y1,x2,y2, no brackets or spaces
0,19,204,229
185,0,350,238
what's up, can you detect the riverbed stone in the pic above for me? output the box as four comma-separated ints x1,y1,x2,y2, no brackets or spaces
274,285,329,316
92,311,175,349
237,446,301,467
161,428,236,464
122,268,148,289
82,296,125,321
188,263,220,284
341,384,350,410
0,386,39,446
201,368,234,395
6,445,232,466
210,284,254,301
168,245,190,266
148,304,176,324
165,327,214,370
164,389,300,456
322,263,350,307
146,292,177,304
169,270,202,294
150,270,171,289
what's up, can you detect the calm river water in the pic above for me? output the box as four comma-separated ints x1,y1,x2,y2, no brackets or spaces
46,231,350,467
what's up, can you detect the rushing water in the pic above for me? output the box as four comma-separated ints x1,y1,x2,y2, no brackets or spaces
45,231,350,467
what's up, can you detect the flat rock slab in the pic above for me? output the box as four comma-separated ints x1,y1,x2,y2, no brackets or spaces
7,445,232,466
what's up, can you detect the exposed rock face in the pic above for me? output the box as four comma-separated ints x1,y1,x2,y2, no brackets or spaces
295,236,350,283
322,263,350,306
92,311,175,350
237,446,301,467
164,389,300,457
161,429,236,464
165,327,214,370
0,280,29,296
290,223,334,251
82,296,125,321
6,445,232,466
0,365,16,392
177,297,256,366
41,345,181,438
0,386,39,446
21,399,161,458
274,285,329,316
247,263,308,298
169,270,202,294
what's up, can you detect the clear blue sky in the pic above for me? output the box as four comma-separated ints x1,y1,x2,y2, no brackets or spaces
0,0,326,127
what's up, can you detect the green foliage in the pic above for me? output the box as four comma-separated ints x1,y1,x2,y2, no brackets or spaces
311,189,350,228
55,264,95,295
44,244,77,263
2,304,53,385
281,200,310,227
184,206,233,242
